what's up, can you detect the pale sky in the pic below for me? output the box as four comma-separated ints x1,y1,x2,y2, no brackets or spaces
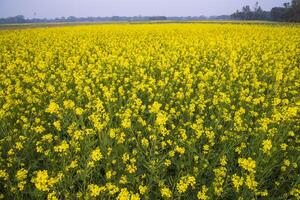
0,0,287,18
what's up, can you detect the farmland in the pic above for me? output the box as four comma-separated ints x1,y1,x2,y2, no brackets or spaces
0,23,299,199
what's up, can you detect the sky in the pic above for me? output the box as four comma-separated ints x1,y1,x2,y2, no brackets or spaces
0,0,288,18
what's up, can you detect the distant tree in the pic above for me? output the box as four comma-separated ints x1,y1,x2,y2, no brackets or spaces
291,0,300,21
232,0,299,22
271,7,288,21
253,2,261,12
283,2,291,8
231,2,270,20
271,0,300,21
149,16,167,20
66,16,77,22
0,15,26,24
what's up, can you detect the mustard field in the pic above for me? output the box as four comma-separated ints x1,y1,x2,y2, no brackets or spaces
0,23,299,200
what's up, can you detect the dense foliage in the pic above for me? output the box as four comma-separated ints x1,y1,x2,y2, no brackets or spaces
0,23,300,200
232,0,300,22
271,0,300,22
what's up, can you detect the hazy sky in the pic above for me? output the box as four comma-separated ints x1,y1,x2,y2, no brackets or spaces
0,0,287,18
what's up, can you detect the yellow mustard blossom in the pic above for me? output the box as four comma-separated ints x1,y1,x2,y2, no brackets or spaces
160,186,172,198
16,168,28,191
63,100,75,109
139,185,147,195
31,170,63,192
16,168,28,181
155,112,168,126
90,147,103,161
45,102,60,114
31,170,50,192
53,120,61,131
149,102,162,113
88,184,105,197
65,160,78,171
164,159,171,167
141,138,149,148
232,174,244,192
75,107,84,116
54,140,69,153
238,157,256,173
131,193,140,200
175,146,185,155
176,175,196,193
117,188,130,200
197,185,209,200
47,191,58,200
262,139,272,153
280,143,288,151
119,175,128,184
213,166,227,196
245,174,258,191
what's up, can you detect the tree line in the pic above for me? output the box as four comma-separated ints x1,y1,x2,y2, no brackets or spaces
231,0,300,22
0,15,231,24
0,0,299,24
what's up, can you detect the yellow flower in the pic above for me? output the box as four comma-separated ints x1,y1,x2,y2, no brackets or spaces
16,168,28,181
213,167,227,196
54,140,69,153
88,184,105,197
176,175,196,193
139,185,147,195
245,174,258,191
31,170,63,192
15,168,28,190
117,188,130,200
220,155,227,166
168,150,175,157
15,142,23,150
90,148,103,161
238,157,256,173
109,129,116,139
75,107,84,116
164,159,171,167
203,145,210,154
262,139,272,153
149,101,161,113
284,159,290,166
45,102,60,114
47,191,58,200
280,143,288,151
122,153,130,163
131,193,140,200
141,138,149,148
119,175,128,184
31,170,50,192
53,120,61,131
256,190,268,197
126,163,137,174
197,185,209,200
232,174,244,192
66,160,78,171
155,112,168,126
17,181,26,191
105,182,119,195
42,134,54,142
121,118,131,129
63,100,75,109
160,186,172,198
106,170,113,179
175,146,185,155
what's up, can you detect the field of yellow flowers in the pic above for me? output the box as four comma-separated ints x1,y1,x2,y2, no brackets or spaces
0,23,299,199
